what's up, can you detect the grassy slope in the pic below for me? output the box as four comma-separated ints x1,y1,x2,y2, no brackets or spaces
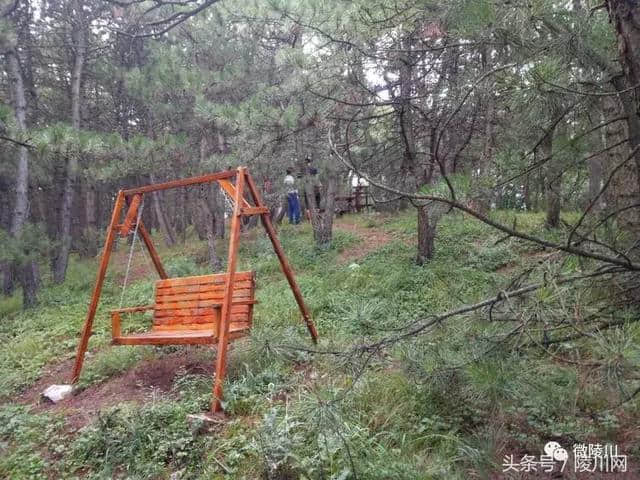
0,211,638,479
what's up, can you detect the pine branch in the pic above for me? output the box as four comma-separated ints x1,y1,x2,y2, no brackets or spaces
330,131,640,271
107,0,222,38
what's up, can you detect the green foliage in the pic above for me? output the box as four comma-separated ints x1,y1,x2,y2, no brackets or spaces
449,0,496,35
0,101,12,124
68,402,206,478
419,174,471,199
0,223,49,265
0,405,65,479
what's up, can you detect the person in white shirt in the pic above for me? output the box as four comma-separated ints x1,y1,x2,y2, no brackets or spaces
284,168,301,224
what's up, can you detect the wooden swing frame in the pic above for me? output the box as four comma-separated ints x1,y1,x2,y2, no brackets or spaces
70,167,318,412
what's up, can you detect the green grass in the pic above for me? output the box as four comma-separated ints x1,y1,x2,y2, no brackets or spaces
0,210,638,479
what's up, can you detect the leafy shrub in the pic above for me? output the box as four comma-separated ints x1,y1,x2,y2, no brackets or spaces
69,402,206,479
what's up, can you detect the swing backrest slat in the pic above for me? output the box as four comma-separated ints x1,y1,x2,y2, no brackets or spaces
151,271,256,335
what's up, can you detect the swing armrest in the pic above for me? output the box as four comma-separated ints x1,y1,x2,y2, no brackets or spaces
110,305,154,339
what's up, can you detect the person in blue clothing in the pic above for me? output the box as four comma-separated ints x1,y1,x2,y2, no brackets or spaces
284,168,301,224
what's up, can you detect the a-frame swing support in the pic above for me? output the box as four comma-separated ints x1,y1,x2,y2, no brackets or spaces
70,167,318,413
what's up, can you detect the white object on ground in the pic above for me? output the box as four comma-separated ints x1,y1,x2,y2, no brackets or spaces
42,384,73,403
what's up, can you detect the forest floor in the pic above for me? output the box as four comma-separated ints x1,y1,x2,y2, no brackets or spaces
334,214,395,264
1,211,638,479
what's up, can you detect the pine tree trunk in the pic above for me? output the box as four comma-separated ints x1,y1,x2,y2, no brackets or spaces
199,186,222,271
544,131,561,229
416,205,436,265
53,156,76,283
151,184,177,246
397,33,437,262
194,207,207,241
7,46,39,307
83,179,98,257
602,96,640,231
173,188,187,242
524,173,532,211
212,184,225,239
53,13,86,283
606,0,640,196
587,155,603,208
7,50,30,237
2,263,15,296
309,171,337,248
535,165,545,211
20,261,39,309
272,196,287,225
474,95,495,215
472,45,496,215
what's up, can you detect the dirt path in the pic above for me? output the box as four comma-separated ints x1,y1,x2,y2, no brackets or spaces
17,349,214,431
334,215,393,264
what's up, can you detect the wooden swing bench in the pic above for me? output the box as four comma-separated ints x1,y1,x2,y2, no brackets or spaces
70,167,318,413
111,271,257,345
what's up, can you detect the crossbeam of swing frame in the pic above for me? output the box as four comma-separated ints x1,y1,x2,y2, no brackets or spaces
121,170,236,196
70,167,318,413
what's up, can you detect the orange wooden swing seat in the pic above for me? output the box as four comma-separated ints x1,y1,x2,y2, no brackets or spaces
70,167,318,413
111,271,257,345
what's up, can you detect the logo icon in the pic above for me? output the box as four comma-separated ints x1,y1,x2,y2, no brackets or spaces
545,441,568,462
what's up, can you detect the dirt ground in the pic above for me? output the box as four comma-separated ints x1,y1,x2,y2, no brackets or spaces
334,216,393,264
18,348,214,431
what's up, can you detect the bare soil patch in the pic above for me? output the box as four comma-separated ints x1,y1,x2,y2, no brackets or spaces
19,348,214,431
335,216,394,264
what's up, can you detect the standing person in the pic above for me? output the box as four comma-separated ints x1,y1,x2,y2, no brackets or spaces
284,168,301,224
305,156,318,176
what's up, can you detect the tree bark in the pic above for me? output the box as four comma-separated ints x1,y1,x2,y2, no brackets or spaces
416,205,436,265
20,260,39,309
473,93,496,215
212,184,225,239
605,0,640,196
7,49,30,237
83,179,98,257
524,173,532,211
587,154,603,209
471,45,496,215
199,186,222,271
2,263,15,296
307,169,337,248
53,6,86,283
397,33,439,263
173,187,187,242
602,95,640,231
6,46,39,307
150,174,177,246
543,130,561,229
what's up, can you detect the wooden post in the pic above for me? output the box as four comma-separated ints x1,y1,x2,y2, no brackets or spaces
120,193,142,236
123,194,167,279
111,312,121,338
137,221,168,279
70,191,125,383
212,168,245,412
218,179,251,208
245,173,318,343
